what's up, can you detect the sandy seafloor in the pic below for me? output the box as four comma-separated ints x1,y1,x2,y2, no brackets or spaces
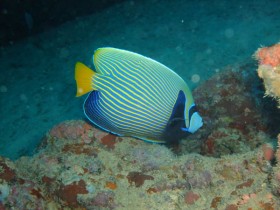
0,0,280,159
0,0,280,209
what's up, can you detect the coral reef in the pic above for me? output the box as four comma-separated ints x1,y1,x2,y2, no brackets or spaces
184,62,278,157
255,42,280,107
0,56,279,209
0,118,278,209
254,42,280,200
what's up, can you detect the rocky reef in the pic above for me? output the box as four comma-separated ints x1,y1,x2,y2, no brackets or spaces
255,42,280,205
0,46,279,209
0,119,278,209
182,61,279,157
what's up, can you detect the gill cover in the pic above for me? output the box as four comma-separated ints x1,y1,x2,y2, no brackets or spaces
182,104,203,133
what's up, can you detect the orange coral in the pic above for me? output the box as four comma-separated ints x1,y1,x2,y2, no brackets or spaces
262,143,275,161
256,43,280,67
255,43,280,105
105,181,117,190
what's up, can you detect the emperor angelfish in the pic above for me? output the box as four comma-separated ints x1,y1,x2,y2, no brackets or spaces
75,47,203,144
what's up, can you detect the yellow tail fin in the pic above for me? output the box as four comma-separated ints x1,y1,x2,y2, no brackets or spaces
75,62,96,97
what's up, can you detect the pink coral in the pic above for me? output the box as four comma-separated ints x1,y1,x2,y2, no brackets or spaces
256,43,280,67
262,143,275,161
49,120,93,140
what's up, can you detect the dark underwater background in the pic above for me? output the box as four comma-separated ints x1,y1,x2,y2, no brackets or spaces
0,0,280,159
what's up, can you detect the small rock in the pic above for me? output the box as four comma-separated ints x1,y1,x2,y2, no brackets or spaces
184,191,200,205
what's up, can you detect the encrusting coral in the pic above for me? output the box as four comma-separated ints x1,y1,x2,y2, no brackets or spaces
255,42,280,107
0,119,277,209
255,41,280,202
271,134,280,195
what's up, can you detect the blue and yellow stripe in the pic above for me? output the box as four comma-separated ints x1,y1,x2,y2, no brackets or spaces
75,47,196,143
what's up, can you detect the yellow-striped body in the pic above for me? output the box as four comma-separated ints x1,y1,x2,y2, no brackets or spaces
75,48,202,143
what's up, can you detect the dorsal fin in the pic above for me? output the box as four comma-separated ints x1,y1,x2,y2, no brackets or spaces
93,47,179,78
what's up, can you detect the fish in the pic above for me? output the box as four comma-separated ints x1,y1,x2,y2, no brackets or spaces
75,47,203,144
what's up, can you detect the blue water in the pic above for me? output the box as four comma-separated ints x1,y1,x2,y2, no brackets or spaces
0,0,279,159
